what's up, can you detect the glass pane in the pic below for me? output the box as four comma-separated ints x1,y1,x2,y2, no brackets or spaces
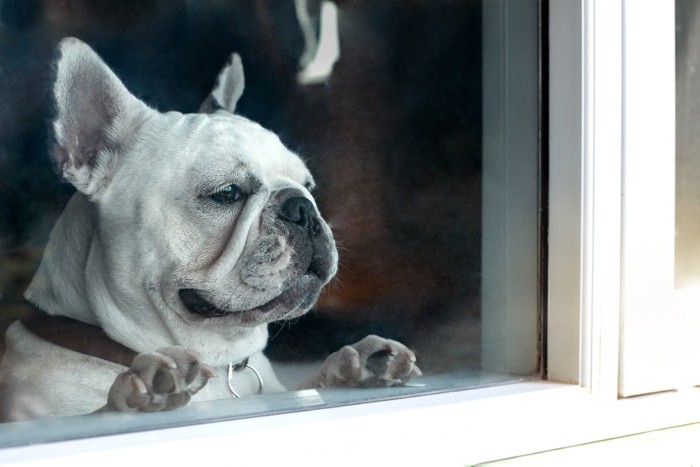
0,0,540,446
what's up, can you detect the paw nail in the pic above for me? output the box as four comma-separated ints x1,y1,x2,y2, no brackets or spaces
200,364,215,378
131,376,148,394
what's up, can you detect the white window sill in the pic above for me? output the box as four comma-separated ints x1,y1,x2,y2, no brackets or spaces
481,422,700,466
5,380,700,466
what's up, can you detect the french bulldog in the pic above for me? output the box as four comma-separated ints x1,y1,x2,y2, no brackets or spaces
0,38,420,421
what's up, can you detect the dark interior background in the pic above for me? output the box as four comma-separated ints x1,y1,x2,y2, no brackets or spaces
0,0,482,374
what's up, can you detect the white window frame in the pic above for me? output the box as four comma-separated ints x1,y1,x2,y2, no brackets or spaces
4,1,700,465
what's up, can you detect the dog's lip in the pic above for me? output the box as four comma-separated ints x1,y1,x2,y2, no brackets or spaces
179,272,320,319
179,289,230,317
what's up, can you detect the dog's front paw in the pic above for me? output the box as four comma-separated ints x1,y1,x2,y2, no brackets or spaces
303,335,421,389
99,346,214,413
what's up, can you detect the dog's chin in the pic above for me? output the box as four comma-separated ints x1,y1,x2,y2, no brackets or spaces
179,273,322,324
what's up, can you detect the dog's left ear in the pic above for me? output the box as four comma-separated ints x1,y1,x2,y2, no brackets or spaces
51,37,149,197
199,53,245,114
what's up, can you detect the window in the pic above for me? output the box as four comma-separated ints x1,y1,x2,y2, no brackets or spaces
6,1,700,465
0,0,541,453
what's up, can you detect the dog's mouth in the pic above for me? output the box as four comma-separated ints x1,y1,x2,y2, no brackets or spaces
179,269,323,319
179,289,232,317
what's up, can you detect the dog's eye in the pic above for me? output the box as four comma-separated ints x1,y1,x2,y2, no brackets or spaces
209,184,244,204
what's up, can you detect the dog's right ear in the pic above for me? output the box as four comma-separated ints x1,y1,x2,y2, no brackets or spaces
199,53,245,114
51,37,148,197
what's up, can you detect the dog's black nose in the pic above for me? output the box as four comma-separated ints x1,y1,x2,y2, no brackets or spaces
279,196,322,237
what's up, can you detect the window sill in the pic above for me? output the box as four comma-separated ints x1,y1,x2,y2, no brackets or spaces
5,380,700,466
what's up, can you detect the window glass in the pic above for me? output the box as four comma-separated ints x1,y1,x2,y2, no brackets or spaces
0,0,540,446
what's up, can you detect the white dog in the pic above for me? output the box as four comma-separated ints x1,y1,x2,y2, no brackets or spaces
0,38,420,421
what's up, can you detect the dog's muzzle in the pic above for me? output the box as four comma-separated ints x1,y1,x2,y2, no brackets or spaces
179,194,335,319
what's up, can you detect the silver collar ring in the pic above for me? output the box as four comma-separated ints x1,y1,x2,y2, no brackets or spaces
227,357,264,397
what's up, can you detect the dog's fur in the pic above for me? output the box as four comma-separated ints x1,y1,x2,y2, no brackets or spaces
0,38,419,421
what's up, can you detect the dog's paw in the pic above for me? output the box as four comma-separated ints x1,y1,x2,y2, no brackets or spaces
100,346,214,413
306,335,421,389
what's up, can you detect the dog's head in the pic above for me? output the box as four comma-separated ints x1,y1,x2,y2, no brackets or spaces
47,38,337,346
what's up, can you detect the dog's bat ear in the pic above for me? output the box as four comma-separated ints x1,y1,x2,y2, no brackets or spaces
50,37,148,197
199,53,245,114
